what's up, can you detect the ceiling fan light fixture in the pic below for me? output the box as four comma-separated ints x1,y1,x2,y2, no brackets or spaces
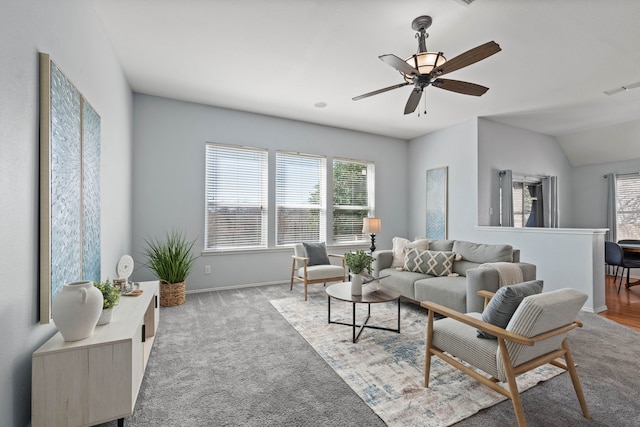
403,52,446,82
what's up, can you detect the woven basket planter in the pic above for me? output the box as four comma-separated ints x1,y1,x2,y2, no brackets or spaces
160,281,186,307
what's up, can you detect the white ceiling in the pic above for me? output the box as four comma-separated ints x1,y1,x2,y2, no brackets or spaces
91,0,640,166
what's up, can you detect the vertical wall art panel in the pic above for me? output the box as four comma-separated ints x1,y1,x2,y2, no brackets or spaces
82,100,101,282
50,61,83,303
426,166,448,240
39,53,101,323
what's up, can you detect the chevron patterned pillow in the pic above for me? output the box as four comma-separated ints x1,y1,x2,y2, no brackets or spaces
404,249,457,277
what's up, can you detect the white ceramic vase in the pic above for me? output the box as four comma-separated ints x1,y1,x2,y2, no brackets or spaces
97,308,113,326
351,274,363,296
52,281,104,341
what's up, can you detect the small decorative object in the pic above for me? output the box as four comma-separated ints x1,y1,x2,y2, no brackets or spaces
52,281,103,341
344,249,375,296
94,279,121,325
143,230,198,307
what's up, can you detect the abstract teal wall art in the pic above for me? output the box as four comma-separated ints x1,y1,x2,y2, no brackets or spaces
39,53,101,323
426,167,448,240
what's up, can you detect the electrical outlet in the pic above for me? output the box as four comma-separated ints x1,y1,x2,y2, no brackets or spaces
204,265,211,275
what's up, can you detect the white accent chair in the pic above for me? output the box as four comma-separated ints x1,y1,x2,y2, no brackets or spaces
290,243,346,301
421,288,590,427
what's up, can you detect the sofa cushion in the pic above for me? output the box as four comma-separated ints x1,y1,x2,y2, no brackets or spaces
452,260,481,277
391,237,429,268
379,268,428,300
428,239,455,252
453,240,513,264
477,280,544,339
414,276,467,313
302,242,330,266
404,249,457,277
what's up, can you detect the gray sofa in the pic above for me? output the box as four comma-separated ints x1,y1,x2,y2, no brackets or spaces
372,239,536,313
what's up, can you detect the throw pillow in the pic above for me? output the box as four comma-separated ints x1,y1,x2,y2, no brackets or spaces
404,249,457,277
392,237,429,268
302,242,330,266
477,280,544,339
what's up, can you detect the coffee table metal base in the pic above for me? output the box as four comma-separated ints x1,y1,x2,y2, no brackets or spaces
327,296,401,343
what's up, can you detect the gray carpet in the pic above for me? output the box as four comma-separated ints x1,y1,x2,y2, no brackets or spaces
99,284,640,426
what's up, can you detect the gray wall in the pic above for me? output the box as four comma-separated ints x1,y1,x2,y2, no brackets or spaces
407,119,479,241
477,118,574,227
571,158,640,228
0,1,133,425
131,94,409,291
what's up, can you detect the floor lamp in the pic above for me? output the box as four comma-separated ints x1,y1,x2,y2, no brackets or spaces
362,218,381,253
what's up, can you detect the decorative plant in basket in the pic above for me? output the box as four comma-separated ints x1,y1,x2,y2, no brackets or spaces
94,279,121,325
142,230,198,307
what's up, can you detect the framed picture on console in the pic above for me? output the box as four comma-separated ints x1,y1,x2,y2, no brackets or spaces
426,166,447,240
39,53,101,323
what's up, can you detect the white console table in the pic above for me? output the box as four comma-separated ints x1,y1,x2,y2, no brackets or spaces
32,281,160,427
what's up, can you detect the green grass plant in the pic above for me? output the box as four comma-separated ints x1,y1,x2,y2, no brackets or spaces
143,230,198,284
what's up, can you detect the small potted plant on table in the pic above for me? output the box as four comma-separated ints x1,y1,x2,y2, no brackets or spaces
344,249,375,296
94,279,121,325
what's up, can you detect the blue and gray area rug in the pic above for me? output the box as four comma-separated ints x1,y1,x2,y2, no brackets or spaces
270,291,563,427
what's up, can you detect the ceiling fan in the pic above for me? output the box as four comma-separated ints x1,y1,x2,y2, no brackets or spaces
353,15,501,115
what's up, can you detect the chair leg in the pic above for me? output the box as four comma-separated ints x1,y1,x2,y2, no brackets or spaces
424,310,434,387
304,282,308,301
562,340,591,419
498,339,527,427
290,259,296,291
617,268,625,293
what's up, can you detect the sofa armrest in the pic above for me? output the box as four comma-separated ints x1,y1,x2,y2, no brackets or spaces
465,262,537,312
372,250,393,278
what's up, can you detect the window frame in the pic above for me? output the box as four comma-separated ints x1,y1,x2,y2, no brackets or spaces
204,142,268,251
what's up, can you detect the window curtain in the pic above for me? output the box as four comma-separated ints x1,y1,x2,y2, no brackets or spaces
499,170,513,227
606,173,617,242
541,175,558,228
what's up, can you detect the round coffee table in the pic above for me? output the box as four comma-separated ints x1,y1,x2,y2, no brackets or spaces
326,282,402,343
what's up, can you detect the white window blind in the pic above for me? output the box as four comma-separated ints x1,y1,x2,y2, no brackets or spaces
276,152,326,245
333,159,374,244
205,143,268,250
616,174,640,240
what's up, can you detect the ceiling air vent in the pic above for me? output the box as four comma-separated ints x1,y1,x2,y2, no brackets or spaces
604,81,640,96
452,0,477,6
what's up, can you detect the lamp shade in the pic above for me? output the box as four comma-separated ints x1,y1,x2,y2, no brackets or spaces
362,217,381,234
403,52,447,82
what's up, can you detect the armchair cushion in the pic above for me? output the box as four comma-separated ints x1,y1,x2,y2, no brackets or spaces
297,264,345,281
478,280,544,339
302,242,330,266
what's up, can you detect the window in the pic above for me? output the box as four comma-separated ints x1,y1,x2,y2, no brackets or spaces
332,159,374,244
616,174,640,240
205,143,268,250
276,152,326,245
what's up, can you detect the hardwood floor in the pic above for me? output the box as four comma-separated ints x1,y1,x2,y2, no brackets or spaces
599,274,640,332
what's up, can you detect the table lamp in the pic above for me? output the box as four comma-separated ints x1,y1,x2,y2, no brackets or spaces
362,217,382,253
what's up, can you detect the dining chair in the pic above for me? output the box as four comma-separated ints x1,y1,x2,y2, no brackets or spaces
605,241,640,293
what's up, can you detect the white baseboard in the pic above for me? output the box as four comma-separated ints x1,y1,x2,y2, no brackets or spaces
186,280,289,294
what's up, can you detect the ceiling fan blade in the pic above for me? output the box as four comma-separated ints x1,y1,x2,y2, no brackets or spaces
404,88,422,114
379,54,419,76
432,78,489,96
432,41,501,76
352,82,410,101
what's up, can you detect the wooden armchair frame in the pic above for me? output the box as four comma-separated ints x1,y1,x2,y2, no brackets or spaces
290,253,346,301
421,291,590,427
